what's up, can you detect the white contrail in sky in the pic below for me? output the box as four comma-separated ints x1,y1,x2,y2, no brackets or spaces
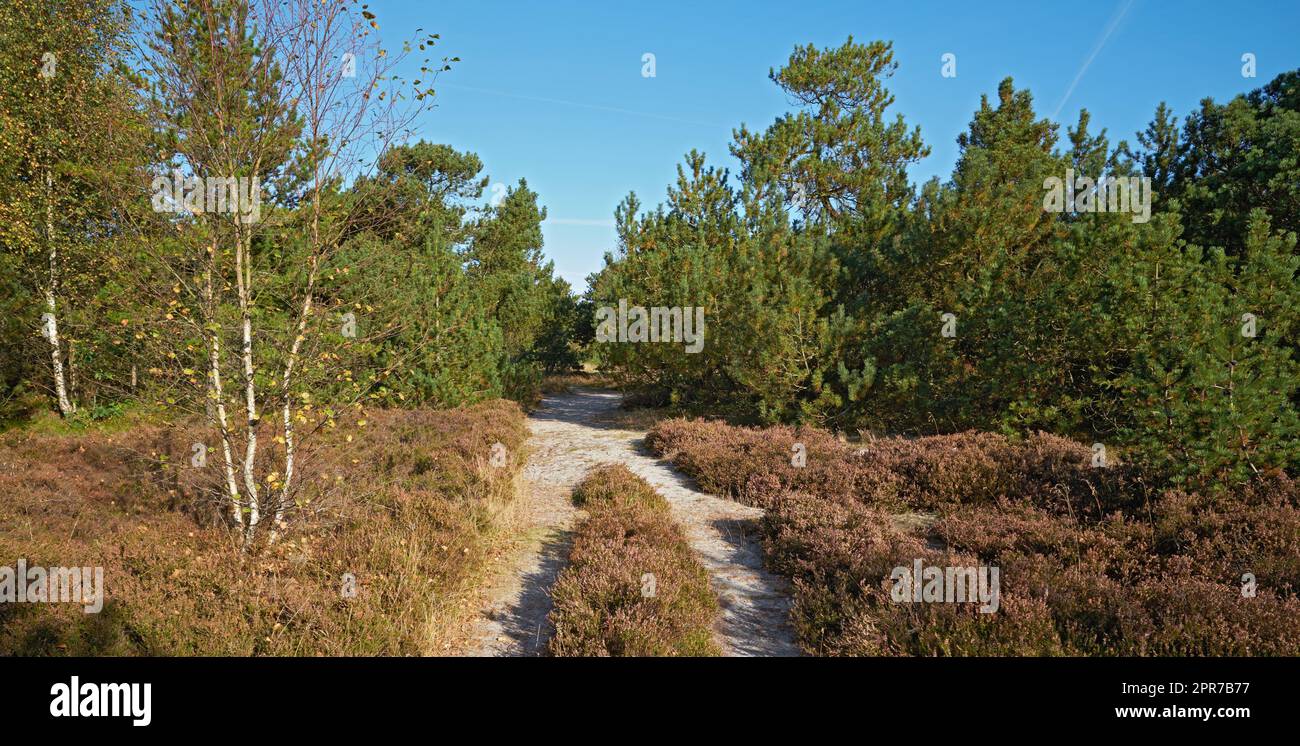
1052,0,1137,120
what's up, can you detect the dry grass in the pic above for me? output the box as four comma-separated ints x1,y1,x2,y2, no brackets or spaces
0,400,529,656
648,418,1300,656
548,464,720,657
540,370,617,396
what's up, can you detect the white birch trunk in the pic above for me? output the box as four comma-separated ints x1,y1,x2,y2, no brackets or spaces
270,251,320,542
205,259,243,528
234,232,260,543
211,329,243,528
44,171,74,417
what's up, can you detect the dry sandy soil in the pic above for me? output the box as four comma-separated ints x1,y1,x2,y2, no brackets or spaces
463,387,800,657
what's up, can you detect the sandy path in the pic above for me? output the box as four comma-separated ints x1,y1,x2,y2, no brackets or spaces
464,387,800,657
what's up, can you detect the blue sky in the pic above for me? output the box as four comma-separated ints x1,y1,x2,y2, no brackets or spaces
371,0,1299,290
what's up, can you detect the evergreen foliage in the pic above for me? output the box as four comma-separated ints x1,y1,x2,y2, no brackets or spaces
592,39,1300,489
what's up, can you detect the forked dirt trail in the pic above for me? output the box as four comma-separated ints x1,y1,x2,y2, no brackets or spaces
464,387,800,657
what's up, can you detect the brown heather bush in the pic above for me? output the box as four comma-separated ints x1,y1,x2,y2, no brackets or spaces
646,418,900,509
0,400,528,655
548,464,720,657
647,418,1300,656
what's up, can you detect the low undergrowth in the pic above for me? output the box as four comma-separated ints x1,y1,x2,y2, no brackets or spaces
0,400,528,655
648,419,1300,656
548,464,720,657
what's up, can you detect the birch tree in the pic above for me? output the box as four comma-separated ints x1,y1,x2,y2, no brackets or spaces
141,0,299,542
139,0,448,544
0,0,142,418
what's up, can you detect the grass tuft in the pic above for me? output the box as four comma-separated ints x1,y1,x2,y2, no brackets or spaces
548,464,720,657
